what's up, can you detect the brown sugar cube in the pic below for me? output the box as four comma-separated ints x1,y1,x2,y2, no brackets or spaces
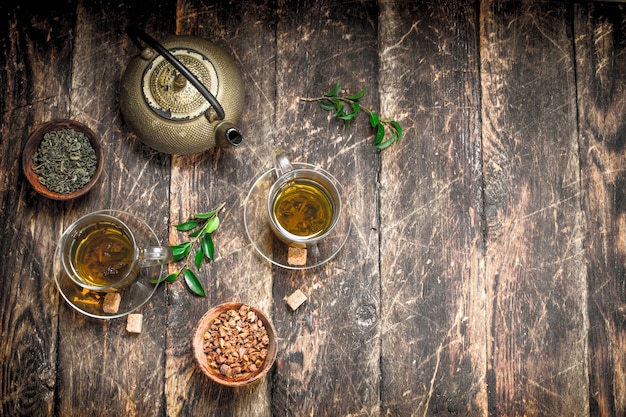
102,292,121,314
285,289,308,311
287,246,307,266
126,313,143,333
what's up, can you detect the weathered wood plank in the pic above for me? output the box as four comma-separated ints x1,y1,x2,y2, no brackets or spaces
378,1,486,415
53,1,175,416
480,1,588,415
0,2,75,416
270,0,381,415
165,1,276,415
6,2,626,416
575,3,626,416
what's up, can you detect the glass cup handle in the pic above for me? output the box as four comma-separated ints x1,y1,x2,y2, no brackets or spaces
273,149,293,177
139,246,173,267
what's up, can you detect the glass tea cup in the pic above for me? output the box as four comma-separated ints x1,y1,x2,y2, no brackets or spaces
267,150,343,248
59,212,173,291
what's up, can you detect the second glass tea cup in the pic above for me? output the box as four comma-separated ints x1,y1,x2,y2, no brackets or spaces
267,150,343,248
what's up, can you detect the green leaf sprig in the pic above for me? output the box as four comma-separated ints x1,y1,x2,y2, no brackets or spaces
153,202,225,297
300,81,403,149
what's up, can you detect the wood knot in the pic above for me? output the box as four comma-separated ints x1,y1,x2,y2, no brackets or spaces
355,304,377,329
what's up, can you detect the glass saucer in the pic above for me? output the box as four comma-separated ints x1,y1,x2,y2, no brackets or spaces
53,209,164,319
243,163,351,270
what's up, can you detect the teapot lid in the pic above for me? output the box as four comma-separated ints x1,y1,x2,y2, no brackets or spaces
142,48,219,121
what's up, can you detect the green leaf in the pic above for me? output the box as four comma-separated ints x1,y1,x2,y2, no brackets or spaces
188,227,205,238
195,246,204,270
172,252,188,262
390,120,403,141
373,123,385,145
337,102,359,121
170,241,191,251
373,133,397,149
205,216,220,234
151,271,180,284
301,83,401,150
319,100,335,111
193,210,217,219
175,220,199,231
369,112,380,127
202,233,215,261
184,268,206,297
325,82,341,97
170,242,192,261
331,98,344,117
337,108,359,121
347,87,366,100
165,271,180,282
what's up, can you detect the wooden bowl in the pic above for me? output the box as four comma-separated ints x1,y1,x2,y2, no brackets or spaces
193,302,278,387
22,119,103,200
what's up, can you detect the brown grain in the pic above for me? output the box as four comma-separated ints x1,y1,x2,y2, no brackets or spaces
202,304,269,381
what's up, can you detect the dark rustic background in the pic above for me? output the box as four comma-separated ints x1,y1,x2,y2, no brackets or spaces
1,1,625,416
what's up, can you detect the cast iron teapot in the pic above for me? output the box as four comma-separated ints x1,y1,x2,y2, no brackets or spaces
119,26,244,154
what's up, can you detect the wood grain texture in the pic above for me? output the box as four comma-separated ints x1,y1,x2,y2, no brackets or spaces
480,1,588,415
575,3,626,416
378,1,486,415
270,1,381,415
52,1,174,416
166,1,276,416
0,2,75,416
3,1,626,416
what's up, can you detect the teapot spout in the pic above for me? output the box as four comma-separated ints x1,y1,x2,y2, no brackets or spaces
216,121,243,146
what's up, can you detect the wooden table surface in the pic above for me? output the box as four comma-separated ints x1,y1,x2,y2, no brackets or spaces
2,1,626,416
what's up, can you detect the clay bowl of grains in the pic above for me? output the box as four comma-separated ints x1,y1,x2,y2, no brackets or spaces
193,302,278,387
22,119,103,200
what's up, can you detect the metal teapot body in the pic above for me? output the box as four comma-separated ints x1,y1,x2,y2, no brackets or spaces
119,27,244,154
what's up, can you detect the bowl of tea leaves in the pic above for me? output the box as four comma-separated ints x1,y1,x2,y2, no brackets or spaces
22,120,103,200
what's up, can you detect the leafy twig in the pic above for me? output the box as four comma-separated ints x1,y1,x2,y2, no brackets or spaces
152,202,225,297
300,81,403,149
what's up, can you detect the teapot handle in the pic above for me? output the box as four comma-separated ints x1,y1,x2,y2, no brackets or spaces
126,25,226,121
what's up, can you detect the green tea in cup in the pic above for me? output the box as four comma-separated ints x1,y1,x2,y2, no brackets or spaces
268,151,342,248
271,178,335,239
60,213,172,291
71,219,136,287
